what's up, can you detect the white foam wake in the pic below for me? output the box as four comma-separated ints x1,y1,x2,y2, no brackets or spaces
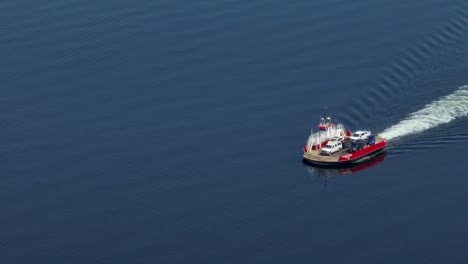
379,85,468,140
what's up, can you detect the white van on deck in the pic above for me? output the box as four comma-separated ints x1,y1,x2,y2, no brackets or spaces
320,141,342,156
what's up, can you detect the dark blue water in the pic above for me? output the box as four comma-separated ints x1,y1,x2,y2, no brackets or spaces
2,0,468,263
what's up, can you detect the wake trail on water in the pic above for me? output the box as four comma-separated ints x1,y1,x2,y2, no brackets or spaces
379,85,468,140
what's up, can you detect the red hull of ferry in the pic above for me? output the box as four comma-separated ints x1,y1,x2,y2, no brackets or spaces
337,140,387,163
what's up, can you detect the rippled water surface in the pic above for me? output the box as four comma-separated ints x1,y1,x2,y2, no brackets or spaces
2,0,468,263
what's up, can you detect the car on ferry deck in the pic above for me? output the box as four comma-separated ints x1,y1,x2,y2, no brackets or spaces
349,131,371,141
320,142,342,156
329,136,345,143
348,139,366,153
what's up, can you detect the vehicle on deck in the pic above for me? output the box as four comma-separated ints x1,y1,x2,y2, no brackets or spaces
367,135,376,145
329,136,345,143
349,139,366,153
349,130,371,141
320,142,342,156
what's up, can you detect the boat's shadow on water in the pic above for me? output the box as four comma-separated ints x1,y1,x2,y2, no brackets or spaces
303,152,386,186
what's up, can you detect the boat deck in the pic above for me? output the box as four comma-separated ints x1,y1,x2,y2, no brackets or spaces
303,136,385,163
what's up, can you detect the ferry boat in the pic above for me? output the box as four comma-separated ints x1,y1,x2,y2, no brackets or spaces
302,115,386,166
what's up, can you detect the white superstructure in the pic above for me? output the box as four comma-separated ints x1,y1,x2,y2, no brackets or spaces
304,116,348,153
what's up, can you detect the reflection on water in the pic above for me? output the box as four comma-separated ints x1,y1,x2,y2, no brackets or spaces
303,153,386,187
